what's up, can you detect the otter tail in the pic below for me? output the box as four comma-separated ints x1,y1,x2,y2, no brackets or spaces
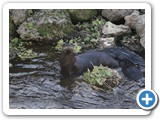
103,47,145,81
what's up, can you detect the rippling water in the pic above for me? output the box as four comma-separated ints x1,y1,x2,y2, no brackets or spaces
9,44,145,109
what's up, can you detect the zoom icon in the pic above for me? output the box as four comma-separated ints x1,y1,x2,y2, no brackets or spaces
137,89,158,110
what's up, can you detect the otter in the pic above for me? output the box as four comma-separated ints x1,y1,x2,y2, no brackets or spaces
60,46,119,77
60,45,145,81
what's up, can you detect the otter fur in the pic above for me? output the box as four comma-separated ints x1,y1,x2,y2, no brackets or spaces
60,46,119,77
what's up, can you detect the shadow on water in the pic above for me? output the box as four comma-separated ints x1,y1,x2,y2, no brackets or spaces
9,44,144,109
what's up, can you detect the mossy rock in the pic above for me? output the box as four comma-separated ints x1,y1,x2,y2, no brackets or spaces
17,10,75,43
9,16,16,39
10,9,30,25
68,9,97,23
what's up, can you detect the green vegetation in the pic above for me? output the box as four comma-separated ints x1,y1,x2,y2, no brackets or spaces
55,39,64,51
26,23,34,29
55,17,105,53
83,65,120,90
73,44,82,53
83,65,112,86
27,9,33,16
10,38,37,60
76,17,106,47
18,48,37,60
55,39,82,53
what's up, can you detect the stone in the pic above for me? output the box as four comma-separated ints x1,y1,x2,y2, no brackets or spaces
17,10,75,42
9,15,16,38
98,37,115,49
102,21,131,37
10,9,30,25
125,10,145,48
9,48,18,60
68,9,97,23
102,9,134,22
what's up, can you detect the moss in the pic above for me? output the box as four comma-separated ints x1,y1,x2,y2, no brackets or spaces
68,9,97,22
26,23,34,29
37,21,74,39
27,9,33,16
9,15,16,38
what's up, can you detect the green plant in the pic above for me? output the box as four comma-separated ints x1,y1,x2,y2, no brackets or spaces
9,38,21,48
73,44,81,53
83,65,112,86
75,17,105,48
10,38,37,60
18,48,37,60
83,64,122,90
55,39,64,51
27,9,33,16
55,39,82,53
26,23,34,29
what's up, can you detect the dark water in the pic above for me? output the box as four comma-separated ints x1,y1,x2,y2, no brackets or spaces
9,44,145,109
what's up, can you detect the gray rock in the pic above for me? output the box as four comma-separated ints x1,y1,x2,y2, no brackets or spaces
17,10,75,42
9,15,16,38
9,48,18,60
120,35,144,53
102,21,131,37
125,11,145,48
68,9,97,22
102,9,134,22
10,9,30,25
98,37,115,49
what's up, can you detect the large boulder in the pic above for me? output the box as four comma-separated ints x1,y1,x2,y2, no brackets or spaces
10,9,30,25
102,21,131,37
125,10,145,48
17,10,75,42
68,9,97,23
102,9,134,22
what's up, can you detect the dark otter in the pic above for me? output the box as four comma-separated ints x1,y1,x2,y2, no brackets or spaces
103,47,145,81
60,46,119,77
60,46,145,81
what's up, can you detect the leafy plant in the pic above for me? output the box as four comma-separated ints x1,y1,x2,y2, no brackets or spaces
83,65,122,90
26,23,34,29
76,17,105,48
83,64,112,86
55,39,82,53
10,38,37,60
73,44,81,53
18,48,37,60
55,39,64,51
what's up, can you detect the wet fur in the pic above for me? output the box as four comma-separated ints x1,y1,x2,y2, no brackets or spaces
60,47,119,77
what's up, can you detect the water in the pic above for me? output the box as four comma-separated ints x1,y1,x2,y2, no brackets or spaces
9,44,144,109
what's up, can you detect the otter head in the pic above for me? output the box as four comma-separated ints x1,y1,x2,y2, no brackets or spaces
60,45,75,76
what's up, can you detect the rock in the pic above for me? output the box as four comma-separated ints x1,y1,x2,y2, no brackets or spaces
125,10,145,48
120,35,144,53
17,10,75,42
98,37,115,49
102,9,134,22
139,9,145,14
9,15,16,38
68,9,97,23
9,48,18,60
102,21,131,37
10,9,30,25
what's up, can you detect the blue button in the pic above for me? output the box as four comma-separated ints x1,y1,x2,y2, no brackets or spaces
137,89,158,110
